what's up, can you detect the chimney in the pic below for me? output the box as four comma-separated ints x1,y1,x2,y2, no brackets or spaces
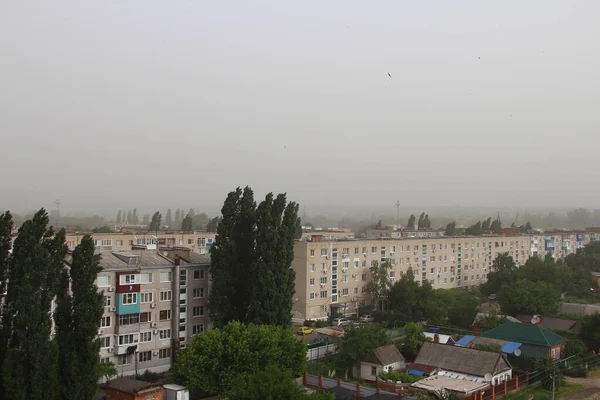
174,255,180,266
434,334,440,343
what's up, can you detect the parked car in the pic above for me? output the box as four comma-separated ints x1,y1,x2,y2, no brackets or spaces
332,318,351,327
296,326,314,335
359,315,375,322
488,293,497,301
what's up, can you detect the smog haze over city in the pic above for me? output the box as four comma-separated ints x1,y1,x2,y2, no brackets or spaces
1,1,599,218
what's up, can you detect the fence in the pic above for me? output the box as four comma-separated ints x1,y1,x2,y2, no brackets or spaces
306,344,337,361
302,373,397,397
463,374,529,400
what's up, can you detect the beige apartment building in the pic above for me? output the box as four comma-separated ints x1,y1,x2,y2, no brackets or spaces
65,232,216,254
88,247,211,376
291,235,532,322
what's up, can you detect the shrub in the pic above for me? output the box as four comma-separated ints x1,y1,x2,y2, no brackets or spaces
304,319,315,327
315,320,329,328
136,370,160,382
378,371,423,383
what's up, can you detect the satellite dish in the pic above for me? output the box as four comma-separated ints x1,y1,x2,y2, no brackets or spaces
484,373,493,382
514,348,522,357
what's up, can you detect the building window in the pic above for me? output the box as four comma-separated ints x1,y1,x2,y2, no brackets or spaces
122,293,137,305
138,351,152,363
354,261,359,269
118,354,133,365
310,249,315,257
354,287,359,295
100,336,111,348
115,240,123,247
140,272,153,284
309,293,315,300
159,271,172,282
309,278,315,286
342,288,349,296
320,291,327,298
159,348,171,359
371,366,377,376
362,261,367,267
159,329,171,340
192,324,204,335
103,296,111,307
159,291,172,302
118,334,138,345
320,249,327,256
101,239,112,246
100,316,111,328
320,277,327,284
371,247,377,253
139,331,152,343
120,274,138,285
389,271,396,278
139,292,153,303
159,310,171,321
193,288,205,298
119,313,140,326
310,264,316,272
193,269,205,280
97,275,111,287
321,263,327,271
100,357,110,364
362,274,367,281
140,312,152,323
192,306,204,317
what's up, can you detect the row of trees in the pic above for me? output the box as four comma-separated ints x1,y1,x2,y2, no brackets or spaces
114,208,222,232
406,212,431,229
0,210,104,400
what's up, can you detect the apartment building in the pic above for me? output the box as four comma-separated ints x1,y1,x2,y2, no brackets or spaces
530,230,594,259
88,247,211,376
291,235,531,322
366,228,444,239
65,232,216,255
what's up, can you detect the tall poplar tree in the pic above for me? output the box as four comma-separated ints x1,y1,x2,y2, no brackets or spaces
55,235,103,400
116,210,122,224
132,208,139,224
407,214,416,229
165,209,173,227
208,186,299,328
126,210,132,224
0,211,13,399
2,209,67,400
149,211,162,231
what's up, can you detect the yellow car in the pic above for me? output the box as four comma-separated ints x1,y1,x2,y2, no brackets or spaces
296,326,314,335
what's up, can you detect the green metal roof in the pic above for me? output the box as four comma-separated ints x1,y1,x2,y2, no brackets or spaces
480,322,566,347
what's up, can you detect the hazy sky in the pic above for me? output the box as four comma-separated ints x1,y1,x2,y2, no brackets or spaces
1,1,599,216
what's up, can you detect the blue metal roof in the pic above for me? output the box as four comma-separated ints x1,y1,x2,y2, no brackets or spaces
408,369,425,376
501,341,522,354
455,335,476,346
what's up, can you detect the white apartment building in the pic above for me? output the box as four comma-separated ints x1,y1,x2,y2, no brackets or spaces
85,247,211,376
291,235,531,322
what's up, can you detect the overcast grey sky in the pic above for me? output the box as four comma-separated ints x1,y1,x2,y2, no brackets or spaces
1,1,599,216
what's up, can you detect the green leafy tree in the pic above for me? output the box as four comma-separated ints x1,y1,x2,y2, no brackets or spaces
365,261,393,311
2,209,67,400
181,214,193,232
423,214,431,228
401,323,428,361
407,214,416,229
499,279,560,316
126,209,132,223
174,208,182,228
580,313,600,351
174,321,305,395
116,210,122,224
481,253,517,296
417,212,425,229
481,217,492,232
490,216,502,234
92,225,113,233
165,209,173,227
224,364,331,400
132,208,139,224
466,220,482,235
445,221,456,236
436,290,481,330
0,211,13,399
336,324,389,379
149,211,162,231
55,235,104,400
188,208,195,218
476,312,508,332
192,212,209,230
388,268,437,323
206,216,221,232
295,217,303,239
208,187,299,327
98,362,117,383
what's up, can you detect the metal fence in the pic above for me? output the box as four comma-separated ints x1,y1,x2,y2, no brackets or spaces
306,344,337,361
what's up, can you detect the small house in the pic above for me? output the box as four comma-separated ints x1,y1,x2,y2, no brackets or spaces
104,377,163,400
480,322,567,359
357,345,406,381
515,314,581,334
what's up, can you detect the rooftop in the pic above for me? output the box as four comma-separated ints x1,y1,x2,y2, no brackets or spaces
480,322,566,347
363,345,405,366
105,377,162,395
515,314,579,331
299,234,531,244
411,375,490,395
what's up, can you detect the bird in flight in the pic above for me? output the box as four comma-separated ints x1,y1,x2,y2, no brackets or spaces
388,72,392,78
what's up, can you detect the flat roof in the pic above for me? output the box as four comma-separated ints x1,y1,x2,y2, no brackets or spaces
412,375,490,394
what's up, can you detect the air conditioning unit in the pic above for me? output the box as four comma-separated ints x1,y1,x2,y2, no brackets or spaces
108,287,115,292
110,307,116,312
320,283,326,287
153,330,159,335
153,351,159,356
389,252,395,256
99,329,105,335
151,322,157,328
363,253,367,257
150,303,157,308
107,348,114,353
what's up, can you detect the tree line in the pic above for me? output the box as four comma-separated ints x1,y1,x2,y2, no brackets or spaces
113,207,221,232
0,210,104,400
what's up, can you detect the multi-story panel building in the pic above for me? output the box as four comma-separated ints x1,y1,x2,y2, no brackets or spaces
291,235,532,322
530,230,594,259
65,232,216,254
86,247,211,376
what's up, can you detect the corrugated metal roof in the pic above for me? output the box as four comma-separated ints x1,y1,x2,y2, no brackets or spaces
480,322,567,347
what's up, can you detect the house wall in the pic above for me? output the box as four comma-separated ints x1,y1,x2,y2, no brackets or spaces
105,387,164,400
359,361,405,382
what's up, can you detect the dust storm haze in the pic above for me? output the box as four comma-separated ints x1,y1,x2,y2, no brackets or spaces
1,1,599,218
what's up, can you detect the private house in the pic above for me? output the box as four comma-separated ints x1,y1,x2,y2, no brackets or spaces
515,314,581,334
455,335,523,357
408,342,512,386
424,332,455,345
480,322,566,359
104,377,163,400
357,345,406,382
